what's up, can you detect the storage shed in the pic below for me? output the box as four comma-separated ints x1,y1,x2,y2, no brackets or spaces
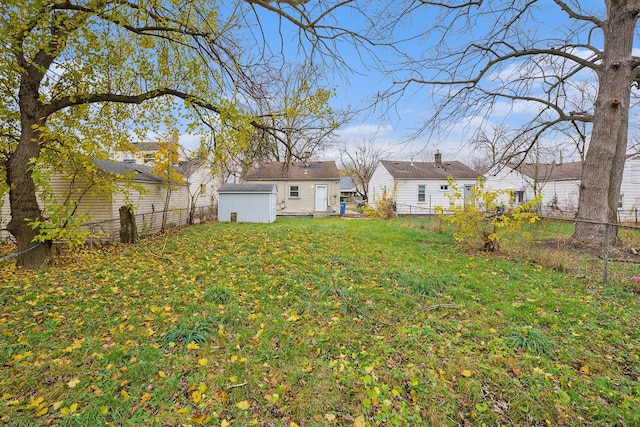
217,183,277,223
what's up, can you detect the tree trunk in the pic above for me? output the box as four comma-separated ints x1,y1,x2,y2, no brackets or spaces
574,3,636,245
6,82,51,267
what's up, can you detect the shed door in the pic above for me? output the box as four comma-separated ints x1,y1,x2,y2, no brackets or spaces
315,184,328,211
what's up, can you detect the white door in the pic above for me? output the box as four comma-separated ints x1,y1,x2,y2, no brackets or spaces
464,184,475,207
315,184,328,211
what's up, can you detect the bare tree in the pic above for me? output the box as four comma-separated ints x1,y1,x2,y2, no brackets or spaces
375,1,640,245
469,125,521,172
338,138,388,201
247,63,351,164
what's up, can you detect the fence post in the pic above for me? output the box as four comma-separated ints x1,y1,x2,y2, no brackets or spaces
604,223,609,285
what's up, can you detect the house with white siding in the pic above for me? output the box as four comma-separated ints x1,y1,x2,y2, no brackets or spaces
485,161,582,215
176,159,220,224
368,152,481,215
243,159,341,217
618,154,640,222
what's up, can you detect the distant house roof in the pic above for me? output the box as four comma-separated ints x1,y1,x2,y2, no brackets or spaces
94,158,163,182
218,183,277,193
132,141,161,152
243,161,340,181
176,159,204,178
340,176,357,191
380,160,479,180
510,161,582,181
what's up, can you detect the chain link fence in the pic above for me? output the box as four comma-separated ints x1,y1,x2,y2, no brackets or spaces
425,214,640,287
0,204,217,251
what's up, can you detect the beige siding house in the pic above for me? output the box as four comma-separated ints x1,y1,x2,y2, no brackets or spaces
1,158,214,243
243,160,341,217
368,153,481,215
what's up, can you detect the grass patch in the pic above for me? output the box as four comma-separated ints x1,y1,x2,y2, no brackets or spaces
1,217,639,426
505,326,557,356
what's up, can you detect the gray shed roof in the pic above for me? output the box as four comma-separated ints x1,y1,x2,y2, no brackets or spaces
381,160,479,180
218,183,277,193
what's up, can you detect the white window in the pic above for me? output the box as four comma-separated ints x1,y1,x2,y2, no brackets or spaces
633,167,640,184
619,194,624,208
418,185,426,202
440,184,448,191
289,185,300,198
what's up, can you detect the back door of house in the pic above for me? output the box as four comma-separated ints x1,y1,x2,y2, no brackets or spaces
315,184,328,211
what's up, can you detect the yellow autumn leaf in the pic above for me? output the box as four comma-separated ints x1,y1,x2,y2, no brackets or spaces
67,378,81,388
230,354,238,363
36,406,48,416
186,342,200,350
191,413,208,424
99,406,109,415
2,393,14,400
121,390,129,401
236,400,250,410
140,393,151,404
581,365,590,374
198,382,207,393
52,401,64,410
461,369,473,377
110,286,119,294
192,390,202,403
60,407,70,416
198,358,208,366
221,420,230,427
353,415,366,427
69,403,78,413
290,422,300,427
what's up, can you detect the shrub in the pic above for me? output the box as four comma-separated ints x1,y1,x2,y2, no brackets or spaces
365,187,396,219
436,178,541,251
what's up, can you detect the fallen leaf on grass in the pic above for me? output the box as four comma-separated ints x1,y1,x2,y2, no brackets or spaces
236,400,250,410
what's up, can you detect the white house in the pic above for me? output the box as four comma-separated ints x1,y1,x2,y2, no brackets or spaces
484,161,582,215
218,183,277,223
618,154,640,222
368,152,481,215
176,159,220,224
243,159,341,217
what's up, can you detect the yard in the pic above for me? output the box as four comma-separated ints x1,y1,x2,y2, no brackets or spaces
1,218,639,426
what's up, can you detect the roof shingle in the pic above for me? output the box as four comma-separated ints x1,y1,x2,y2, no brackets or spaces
380,160,479,180
243,161,340,180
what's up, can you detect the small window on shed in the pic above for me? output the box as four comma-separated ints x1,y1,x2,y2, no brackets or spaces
619,194,624,208
200,184,206,195
289,185,300,198
440,184,448,191
418,185,426,202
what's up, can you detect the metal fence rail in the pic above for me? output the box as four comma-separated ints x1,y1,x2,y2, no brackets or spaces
0,205,217,248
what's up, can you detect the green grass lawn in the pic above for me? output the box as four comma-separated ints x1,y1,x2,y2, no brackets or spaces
1,218,639,426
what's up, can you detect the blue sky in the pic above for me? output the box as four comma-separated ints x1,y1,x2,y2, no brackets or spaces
177,1,618,165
